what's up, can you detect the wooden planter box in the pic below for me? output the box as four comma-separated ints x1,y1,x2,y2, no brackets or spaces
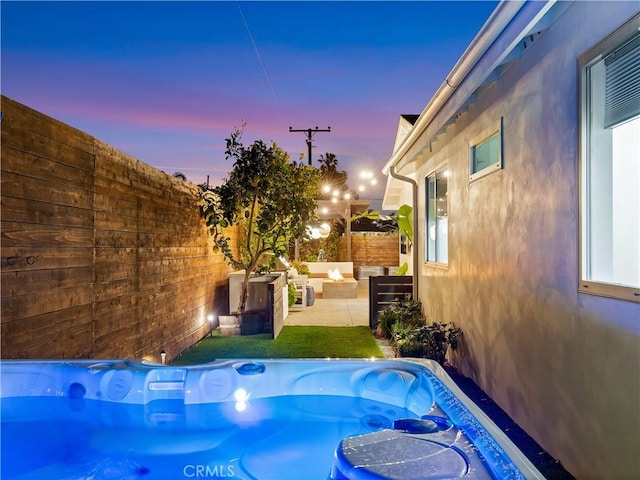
226,272,287,339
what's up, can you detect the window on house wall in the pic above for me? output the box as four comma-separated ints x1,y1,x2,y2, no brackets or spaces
426,167,449,264
579,14,640,303
469,118,503,181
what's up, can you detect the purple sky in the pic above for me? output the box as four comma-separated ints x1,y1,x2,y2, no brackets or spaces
2,1,498,202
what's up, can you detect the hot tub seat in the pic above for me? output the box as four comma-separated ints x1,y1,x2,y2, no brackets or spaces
332,429,470,480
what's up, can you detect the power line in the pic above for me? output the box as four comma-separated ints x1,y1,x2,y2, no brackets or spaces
289,126,331,166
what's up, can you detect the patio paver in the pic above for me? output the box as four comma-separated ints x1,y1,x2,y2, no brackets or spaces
285,282,369,327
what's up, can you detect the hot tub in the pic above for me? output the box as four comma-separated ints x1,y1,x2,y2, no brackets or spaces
0,359,543,479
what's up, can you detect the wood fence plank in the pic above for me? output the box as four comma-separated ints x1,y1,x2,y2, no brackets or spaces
1,195,93,228
1,146,94,188
1,222,94,250
1,286,93,321
1,246,93,271
1,170,93,210
1,266,94,297
1,305,93,345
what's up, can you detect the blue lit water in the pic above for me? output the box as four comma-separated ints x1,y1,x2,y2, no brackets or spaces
0,359,541,480
2,395,417,479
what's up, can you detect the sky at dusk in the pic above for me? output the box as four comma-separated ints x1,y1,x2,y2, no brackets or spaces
2,1,499,202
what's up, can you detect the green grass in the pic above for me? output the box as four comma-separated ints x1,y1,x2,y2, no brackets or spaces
171,326,383,365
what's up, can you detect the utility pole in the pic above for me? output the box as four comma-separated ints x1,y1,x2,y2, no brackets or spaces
289,126,331,166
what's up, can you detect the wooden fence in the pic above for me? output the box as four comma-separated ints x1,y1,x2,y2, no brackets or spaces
1,96,233,362
338,234,399,274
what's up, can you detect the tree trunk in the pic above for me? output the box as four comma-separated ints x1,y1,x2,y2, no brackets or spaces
237,269,252,313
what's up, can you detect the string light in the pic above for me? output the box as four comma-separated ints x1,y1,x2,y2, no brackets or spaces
357,169,379,193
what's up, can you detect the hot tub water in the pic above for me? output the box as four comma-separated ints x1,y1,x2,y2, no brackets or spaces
0,359,543,480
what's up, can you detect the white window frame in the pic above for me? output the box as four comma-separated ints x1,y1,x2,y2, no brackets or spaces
578,13,640,303
425,166,449,266
469,117,503,182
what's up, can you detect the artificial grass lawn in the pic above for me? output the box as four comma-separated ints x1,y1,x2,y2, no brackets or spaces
171,326,383,365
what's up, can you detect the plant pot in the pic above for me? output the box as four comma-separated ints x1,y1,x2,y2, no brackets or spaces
219,325,241,336
219,315,240,327
218,315,241,336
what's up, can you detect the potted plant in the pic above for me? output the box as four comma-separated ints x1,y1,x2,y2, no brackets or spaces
377,296,462,364
393,322,462,365
201,129,321,317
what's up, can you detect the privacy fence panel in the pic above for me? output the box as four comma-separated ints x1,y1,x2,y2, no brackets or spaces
368,275,413,331
1,96,232,362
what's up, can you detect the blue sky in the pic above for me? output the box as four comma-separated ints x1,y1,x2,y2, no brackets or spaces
1,1,498,200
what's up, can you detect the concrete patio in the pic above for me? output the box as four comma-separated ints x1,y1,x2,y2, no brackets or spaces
284,282,370,327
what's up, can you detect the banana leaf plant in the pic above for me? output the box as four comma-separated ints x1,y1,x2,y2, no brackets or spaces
351,204,414,275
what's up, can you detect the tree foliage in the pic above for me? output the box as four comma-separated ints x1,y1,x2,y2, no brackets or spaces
200,130,322,313
317,152,354,199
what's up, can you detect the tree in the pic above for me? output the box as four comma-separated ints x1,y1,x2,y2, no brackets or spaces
317,153,354,199
200,130,322,313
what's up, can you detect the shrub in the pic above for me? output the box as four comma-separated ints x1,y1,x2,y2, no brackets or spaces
290,261,310,276
377,296,425,339
287,282,297,307
393,322,462,365
377,296,463,364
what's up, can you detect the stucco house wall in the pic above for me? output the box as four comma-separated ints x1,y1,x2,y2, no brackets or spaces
383,2,639,479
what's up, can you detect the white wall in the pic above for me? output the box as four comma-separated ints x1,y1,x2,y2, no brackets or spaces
408,3,639,478
397,185,415,275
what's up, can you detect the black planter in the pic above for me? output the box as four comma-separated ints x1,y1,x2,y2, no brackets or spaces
240,312,266,335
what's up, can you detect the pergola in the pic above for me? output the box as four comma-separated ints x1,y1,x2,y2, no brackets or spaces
314,198,371,261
